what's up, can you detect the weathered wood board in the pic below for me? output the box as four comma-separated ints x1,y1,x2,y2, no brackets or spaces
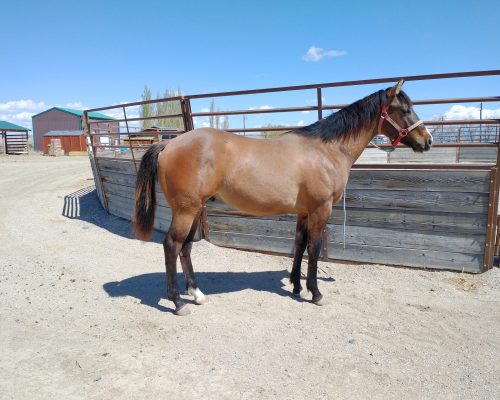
91,158,494,273
204,168,492,272
389,146,497,164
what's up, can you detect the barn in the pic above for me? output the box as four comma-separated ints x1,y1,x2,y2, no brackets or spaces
31,107,116,152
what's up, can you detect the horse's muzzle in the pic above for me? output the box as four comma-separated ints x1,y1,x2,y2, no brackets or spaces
424,137,432,151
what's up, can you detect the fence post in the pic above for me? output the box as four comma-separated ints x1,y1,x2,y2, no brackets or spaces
123,106,138,174
317,88,323,121
483,167,500,271
83,111,109,212
180,97,195,132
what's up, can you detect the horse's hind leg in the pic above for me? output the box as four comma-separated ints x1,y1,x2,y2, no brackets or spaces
290,215,308,297
306,203,332,305
163,211,198,316
179,212,209,305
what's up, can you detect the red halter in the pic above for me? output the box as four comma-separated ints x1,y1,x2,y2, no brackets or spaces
378,104,424,147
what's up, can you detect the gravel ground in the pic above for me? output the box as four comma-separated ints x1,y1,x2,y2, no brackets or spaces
0,153,499,399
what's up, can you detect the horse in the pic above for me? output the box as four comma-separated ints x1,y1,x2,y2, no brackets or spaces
133,79,433,316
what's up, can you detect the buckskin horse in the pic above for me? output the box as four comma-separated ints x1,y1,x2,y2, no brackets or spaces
133,80,433,315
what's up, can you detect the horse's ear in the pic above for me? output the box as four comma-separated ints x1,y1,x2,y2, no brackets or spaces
387,79,405,98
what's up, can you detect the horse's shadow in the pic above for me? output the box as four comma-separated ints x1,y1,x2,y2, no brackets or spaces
103,271,336,313
103,270,294,312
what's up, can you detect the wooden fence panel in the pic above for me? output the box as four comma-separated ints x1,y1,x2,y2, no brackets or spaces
459,147,497,163
389,148,457,163
95,158,493,273
326,243,482,272
205,169,491,272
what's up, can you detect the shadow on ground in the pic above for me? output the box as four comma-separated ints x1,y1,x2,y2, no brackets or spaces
103,271,336,313
103,271,292,313
61,186,163,243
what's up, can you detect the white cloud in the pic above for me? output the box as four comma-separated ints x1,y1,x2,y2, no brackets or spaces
302,46,347,62
65,102,85,109
0,99,46,112
297,120,305,126
444,105,500,120
14,112,34,120
249,105,273,111
0,99,44,129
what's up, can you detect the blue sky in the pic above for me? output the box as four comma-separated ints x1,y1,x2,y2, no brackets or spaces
1,0,499,131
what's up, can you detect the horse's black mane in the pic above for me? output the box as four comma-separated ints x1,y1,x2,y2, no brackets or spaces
292,89,409,142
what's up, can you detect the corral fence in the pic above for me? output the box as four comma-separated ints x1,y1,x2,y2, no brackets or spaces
1,133,29,155
84,70,500,273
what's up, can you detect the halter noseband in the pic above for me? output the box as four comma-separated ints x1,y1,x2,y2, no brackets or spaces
378,104,424,147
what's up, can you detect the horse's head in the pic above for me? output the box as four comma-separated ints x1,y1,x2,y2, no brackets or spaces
381,80,433,152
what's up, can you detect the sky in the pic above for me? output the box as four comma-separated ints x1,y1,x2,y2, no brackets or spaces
1,0,499,132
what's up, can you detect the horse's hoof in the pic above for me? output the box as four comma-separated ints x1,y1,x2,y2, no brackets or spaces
189,288,209,305
293,290,302,298
174,304,191,316
195,296,210,305
312,295,326,306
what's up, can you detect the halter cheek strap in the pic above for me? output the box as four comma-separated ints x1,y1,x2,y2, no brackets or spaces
378,105,424,148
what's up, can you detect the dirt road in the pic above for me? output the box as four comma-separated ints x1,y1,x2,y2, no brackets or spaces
0,154,499,399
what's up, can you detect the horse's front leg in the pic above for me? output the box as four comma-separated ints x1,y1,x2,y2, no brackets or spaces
290,215,308,297
306,203,332,305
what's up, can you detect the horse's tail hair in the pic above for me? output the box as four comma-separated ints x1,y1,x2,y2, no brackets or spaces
133,141,167,240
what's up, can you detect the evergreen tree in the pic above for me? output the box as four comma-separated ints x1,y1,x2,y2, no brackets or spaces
139,86,154,129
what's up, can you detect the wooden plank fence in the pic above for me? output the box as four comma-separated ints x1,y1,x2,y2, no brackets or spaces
368,146,498,164
93,158,495,273
5,133,29,154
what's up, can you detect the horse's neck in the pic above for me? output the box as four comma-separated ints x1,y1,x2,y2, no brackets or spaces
330,121,378,167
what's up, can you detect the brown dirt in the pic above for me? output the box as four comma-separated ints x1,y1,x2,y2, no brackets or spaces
1,153,499,399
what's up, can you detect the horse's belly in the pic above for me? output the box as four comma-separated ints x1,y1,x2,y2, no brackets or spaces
213,138,306,215
217,182,299,216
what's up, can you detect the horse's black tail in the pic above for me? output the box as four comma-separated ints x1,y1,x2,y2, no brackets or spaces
133,142,167,240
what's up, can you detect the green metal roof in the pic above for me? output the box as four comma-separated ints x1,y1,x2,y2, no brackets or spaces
31,107,115,120
0,120,30,132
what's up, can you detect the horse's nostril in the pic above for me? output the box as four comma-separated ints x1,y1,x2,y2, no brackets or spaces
428,138,433,146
